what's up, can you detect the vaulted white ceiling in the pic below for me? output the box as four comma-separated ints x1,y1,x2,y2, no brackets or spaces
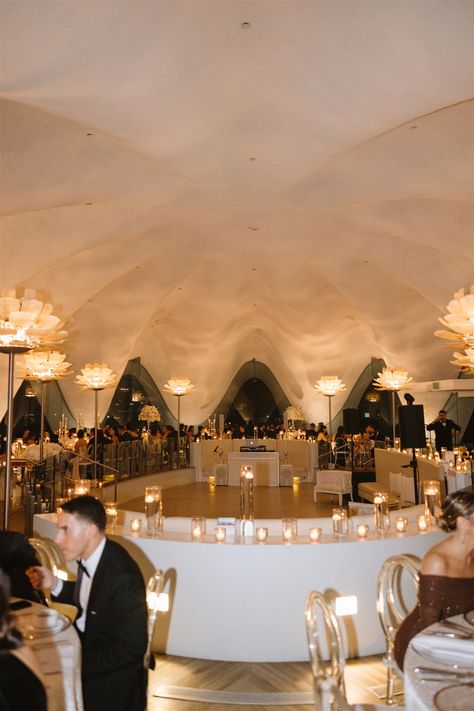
1,0,473,426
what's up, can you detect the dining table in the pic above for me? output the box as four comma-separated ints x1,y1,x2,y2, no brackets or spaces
11,598,84,711
403,611,474,711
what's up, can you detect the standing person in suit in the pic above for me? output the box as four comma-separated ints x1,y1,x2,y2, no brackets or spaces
26,496,148,711
427,409,461,452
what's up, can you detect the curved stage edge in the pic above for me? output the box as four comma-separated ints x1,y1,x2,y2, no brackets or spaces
34,507,445,663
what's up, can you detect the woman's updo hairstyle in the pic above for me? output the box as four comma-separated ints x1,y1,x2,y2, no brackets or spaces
438,491,474,532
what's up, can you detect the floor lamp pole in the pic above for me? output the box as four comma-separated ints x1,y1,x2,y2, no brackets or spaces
94,389,99,481
391,390,396,446
3,352,15,530
177,394,181,462
327,395,333,440
39,382,45,462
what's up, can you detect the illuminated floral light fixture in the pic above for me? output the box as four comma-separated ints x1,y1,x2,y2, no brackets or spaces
163,377,194,458
0,288,67,529
313,376,346,439
373,367,412,445
450,348,474,374
75,363,118,480
18,351,73,462
434,285,474,373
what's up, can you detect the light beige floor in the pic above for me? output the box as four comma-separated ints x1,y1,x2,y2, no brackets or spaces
147,653,393,710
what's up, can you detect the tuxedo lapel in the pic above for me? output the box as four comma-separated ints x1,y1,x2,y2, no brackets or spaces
83,538,110,638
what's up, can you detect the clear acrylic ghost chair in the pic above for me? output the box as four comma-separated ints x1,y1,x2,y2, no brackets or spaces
144,570,165,669
376,554,421,706
304,591,349,711
29,537,78,621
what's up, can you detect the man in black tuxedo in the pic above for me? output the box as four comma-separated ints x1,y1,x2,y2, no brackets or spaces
27,496,148,711
427,409,461,452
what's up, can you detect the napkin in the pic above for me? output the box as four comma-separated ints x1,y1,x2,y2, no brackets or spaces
412,632,474,667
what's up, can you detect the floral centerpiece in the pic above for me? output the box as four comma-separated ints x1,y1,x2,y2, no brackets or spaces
139,405,161,423
284,405,304,421
284,405,304,435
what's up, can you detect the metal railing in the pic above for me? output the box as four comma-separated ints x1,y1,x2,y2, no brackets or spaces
9,437,191,534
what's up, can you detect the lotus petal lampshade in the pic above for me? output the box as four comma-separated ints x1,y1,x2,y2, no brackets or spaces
75,363,117,390
450,348,474,374
373,367,412,391
163,377,194,396
0,288,67,352
313,376,346,396
434,285,474,347
18,350,72,382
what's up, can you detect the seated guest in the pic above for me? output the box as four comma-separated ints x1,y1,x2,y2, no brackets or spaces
126,422,140,439
118,424,133,442
27,495,148,711
394,491,474,670
306,423,318,439
0,531,44,602
0,570,47,711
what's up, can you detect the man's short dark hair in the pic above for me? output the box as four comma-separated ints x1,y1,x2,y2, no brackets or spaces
61,495,106,532
439,409,447,415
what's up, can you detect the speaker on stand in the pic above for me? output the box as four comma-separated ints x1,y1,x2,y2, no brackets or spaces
398,404,426,505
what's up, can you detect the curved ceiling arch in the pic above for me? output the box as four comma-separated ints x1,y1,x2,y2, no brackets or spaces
1,1,473,425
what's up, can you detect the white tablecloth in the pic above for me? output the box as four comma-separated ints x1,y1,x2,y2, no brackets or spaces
12,599,84,711
404,613,474,711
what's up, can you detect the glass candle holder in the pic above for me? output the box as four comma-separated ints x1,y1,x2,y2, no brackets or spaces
356,524,369,539
332,508,348,537
282,516,298,543
208,475,216,491
240,466,254,521
130,518,142,533
55,497,68,511
423,480,441,524
309,527,322,543
214,526,226,543
74,479,90,496
191,516,206,541
144,486,163,537
373,493,390,532
395,516,408,533
104,501,118,530
256,527,268,543
417,514,428,532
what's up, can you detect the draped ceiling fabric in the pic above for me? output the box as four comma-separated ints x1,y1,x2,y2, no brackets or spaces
0,1,473,427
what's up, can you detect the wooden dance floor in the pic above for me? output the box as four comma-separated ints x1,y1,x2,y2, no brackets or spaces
122,482,337,519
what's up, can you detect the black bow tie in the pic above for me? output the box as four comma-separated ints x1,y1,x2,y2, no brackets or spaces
76,559,90,578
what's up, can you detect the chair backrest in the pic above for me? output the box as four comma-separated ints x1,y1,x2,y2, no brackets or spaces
144,570,165,669
29,537,73,580
376,554,421,643
304,591,346,704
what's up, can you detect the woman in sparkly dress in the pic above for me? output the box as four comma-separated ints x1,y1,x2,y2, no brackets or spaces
394,490,474,670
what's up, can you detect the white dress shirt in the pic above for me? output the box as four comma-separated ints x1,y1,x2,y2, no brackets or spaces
52,536,107,632
75,537,107,632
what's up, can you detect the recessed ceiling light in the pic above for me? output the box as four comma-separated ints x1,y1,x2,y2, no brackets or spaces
85,202,93,205
248,226,259,231
86,132,94,136
241,22,251,29
249,156,256,161
410,126,418,130
252,268,256,271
